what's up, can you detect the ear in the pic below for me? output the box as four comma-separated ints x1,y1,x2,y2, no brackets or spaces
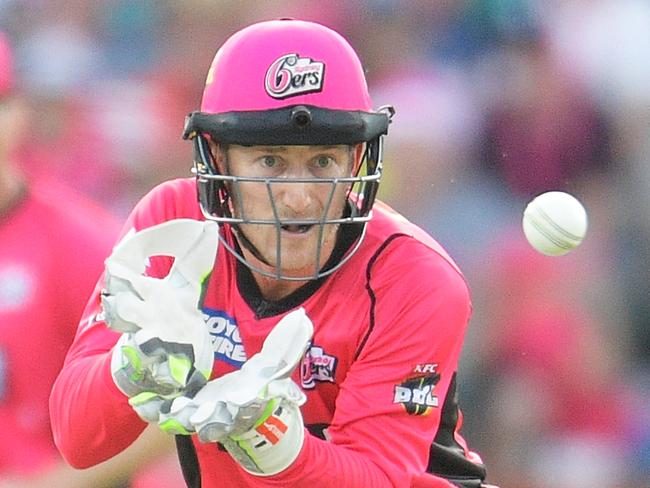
207,139,227,174
352,143,366,174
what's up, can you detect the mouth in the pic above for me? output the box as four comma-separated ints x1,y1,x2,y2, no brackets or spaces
281,224,315,234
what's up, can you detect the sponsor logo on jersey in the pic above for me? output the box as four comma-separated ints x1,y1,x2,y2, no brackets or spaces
202,308,247,367
413,363,439,374
394,364,441,416
300,342,337,389
265,53,324,99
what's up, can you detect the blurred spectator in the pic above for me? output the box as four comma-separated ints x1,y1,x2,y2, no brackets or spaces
15,77,190,217
0,31,179,487
370,66,515,273
470,237,642,488
476,30,612,198
545,0,650,369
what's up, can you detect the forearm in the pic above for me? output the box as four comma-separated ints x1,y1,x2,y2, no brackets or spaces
265,432,398,487
49,351,146,468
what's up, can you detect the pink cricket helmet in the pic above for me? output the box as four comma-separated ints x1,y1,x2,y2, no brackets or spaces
183,19,393,280
200,19,372,113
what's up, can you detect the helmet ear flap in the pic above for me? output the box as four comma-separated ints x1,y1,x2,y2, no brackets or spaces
356,105,392,217
353,135,383,218
193,135,231,219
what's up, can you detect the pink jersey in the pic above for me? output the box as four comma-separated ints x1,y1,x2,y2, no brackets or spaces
0,179,120,476
50,178,484,487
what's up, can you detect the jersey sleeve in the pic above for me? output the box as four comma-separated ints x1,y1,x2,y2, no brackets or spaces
49,179,201,468
256,238,479,487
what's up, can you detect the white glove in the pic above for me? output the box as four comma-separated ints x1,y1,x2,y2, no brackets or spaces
159,307,313,475
102,219,218,417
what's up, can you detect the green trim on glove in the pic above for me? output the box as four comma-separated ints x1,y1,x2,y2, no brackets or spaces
121,345,145,382
159,417,194,435
128,391,158,407
168,354,193,386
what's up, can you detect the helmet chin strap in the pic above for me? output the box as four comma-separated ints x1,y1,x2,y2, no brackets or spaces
231,224,274,268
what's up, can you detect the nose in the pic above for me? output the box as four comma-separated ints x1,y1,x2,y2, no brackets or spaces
271,162,322,216
274,179,316,216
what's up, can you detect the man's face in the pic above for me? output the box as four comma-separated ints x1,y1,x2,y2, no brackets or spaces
215,143,359,278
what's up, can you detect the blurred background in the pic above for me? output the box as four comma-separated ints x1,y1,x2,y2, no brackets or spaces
1,0,648,486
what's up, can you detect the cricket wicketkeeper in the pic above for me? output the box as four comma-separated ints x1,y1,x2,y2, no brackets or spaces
50,18,496,488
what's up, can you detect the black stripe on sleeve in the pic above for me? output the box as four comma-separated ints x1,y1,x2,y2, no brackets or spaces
354,233,408,360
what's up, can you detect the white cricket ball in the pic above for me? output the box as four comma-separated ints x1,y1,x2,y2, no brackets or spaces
522,191,588,256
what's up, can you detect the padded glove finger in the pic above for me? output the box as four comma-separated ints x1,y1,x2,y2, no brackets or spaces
104,219,219,400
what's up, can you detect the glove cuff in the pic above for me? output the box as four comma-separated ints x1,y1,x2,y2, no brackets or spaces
223,399,305,476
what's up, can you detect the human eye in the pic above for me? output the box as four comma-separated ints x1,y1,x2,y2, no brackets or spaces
261,155,279,168
314,155,335,169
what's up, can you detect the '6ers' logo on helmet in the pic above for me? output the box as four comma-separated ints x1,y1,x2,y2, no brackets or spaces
265,53,325,99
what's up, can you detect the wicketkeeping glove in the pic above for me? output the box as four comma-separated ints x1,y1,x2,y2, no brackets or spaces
102,219,219,421
158,307,314,476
